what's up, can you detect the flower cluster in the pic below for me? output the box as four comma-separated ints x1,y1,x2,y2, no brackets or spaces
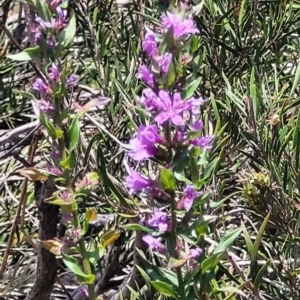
126,7,212,263
32,0,67,47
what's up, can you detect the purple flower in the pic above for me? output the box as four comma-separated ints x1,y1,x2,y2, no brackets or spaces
136,65,154,86
188,247,202,259
48,63,60,82
79,287,89,299
142,234,164,252
128,125,163,160
46,35,56,48
66,74,79,87
48,0,63,11
139,88,162,112
54,7,67,30
31,24,42,44
39,99,54,113
126,170,153,193
156,52,172,73
147,208,170,233
193,120,203,131
190,136,213,149
47,166,63,176
172,126,185,143
60,190,71,201
35,17,53,29
191,97,205,115
33,78,52,94
161,12,199,38
154,91,191,126
178,185,202,211
61,212,72,226
142,32,157,56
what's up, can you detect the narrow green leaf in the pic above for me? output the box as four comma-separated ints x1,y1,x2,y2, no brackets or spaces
289,61,300,97
159,168,176,192
241,221,254,255
151,281,178,299
181,77,201,100
254,260,270,292
62,254,95,284
68,117,80,151
201,253,223,274
58,11,76,49
121,223,153,233
36,0,52,22
6,46,40,61
250,212,271,272
213,228,242,255
40,113,58,139
215,286,247,298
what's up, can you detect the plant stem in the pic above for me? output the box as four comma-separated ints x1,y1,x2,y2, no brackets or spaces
72,207,96,300
163,120,185,299
170,192,185,300
54,98,96,299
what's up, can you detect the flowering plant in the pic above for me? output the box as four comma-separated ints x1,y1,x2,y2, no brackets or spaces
5,1,242,299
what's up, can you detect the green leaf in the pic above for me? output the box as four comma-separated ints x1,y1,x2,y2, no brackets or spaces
63,254,95,285
36,0,52,22
216,286,247,299
39,113,58,139
254,260,270,292
151,281,178,299
181,77,201,100
100,229,121,247
159,168,176,192
68,117,80,151
121,223,153,233
241,221,254,255
58,11,76,49
250,212,271,275
201,253,223,274
165,64,176,89
213,228,242,255
60,151,76,170
6,46,40,61
289,61,300,97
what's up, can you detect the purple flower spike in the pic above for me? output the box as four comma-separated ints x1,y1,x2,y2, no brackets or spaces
189,247,202,259
154,91,191,126
142,234,164,253
31,24,42,44
193,120,203,131
142,32,157,56
33,78,52,94
39,99,54,113
55,7,67,30
178,185,202,211
161,12,199,38
136,65,154,86
35,17,53,29
139,88,162,112
190,136,213,149
128,125,163,161
147,208,170,233
156,52,172,74
49,63,60,82
66,74,79,87
126,170,153,194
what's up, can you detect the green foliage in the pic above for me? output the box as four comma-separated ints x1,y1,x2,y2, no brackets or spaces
2,0,300,299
